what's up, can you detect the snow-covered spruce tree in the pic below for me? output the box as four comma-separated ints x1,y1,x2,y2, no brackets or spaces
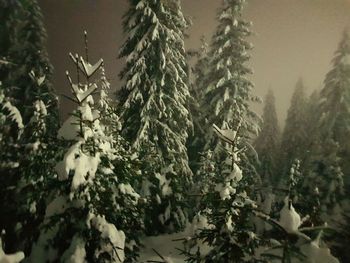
200,0,259,152
254,89,280,188
0,0,20,80
30,48,142,262
0,83,23,168
1,3,58,251
118,0,192,233
302,138,344,226
14,83,60,255
299,31,350,228
4,0,58,131
318,30,350,188
0,81,24,253
187,37,211,173
183,124,263,263
197,0,261,203
95,58,144,261
278,79,308,187
252,90,280,235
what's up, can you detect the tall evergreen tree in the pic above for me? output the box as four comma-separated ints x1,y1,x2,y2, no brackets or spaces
318,30,350,188
118,0,193,232
4,0,58,133
200,0,259,152
253,89,280,234
0,0,19,82
184,124,262,263
299,32,350,226
187,37,210,173
279,79,308,186
0,1,60,254
0,81,24,253
254,89,280,187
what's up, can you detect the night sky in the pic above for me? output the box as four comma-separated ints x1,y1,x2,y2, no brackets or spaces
38,0,350,123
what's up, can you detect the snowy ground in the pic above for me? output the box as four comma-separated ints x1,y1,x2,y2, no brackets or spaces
139,231,187,263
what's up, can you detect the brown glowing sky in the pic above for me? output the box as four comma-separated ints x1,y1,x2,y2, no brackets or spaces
38,0,350,124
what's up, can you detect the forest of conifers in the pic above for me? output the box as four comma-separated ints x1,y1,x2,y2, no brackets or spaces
0,0,350,262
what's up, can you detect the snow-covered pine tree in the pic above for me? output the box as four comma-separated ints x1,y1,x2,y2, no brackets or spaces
0,2,60,252
254,89,280,188
318,30,350,188
4,0,58,133
0,81,25,253
196,0,261,203
187,37,211,173
253,90,280,234
0,0,19,81
118,0,193,233
299,31,350,228
278,79,308,187
315,139,344,221
96,58,144,261
200,0,259,152
13,83,59,255
184,124,263,263
30,44,142,262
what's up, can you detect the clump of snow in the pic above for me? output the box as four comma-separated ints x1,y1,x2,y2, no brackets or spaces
189,213,213,235
159,203,172,225
279,198,301,233
57,115,80,140
78,102,93,122
89,214,126,262
155,173,172,196
213,124,237,144
61,235,86,263
215,183,236,200
0,237,24,263
118,183,140,201
225,215,234,232
300,237,339,263
2,101,24,130
79,57,103,78
55,141,101,191
340,54,350,65
29,226,59,263
33,100,47,116
228,163,243,182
